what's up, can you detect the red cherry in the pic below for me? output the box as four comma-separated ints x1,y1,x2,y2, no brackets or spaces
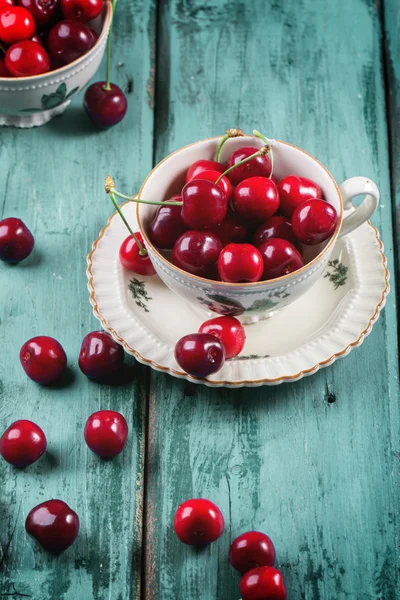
148,196,186,249
5,39,49,76
218,243,263,283
0,7,35,44
0,420,46,467
79,331,124,382
25,500,79,553
61,0,102,22
20,336,67,385
229,531,276,573
173,498,224,545
292,199,338,245
226,147,272,186
84,410,128,458
47,19,97,65
278,175,323,217
0,217,34,263
119,233,156,276
189,169,233,201
181,179,227,229
17,0,59,26
253,216,296,248
175,333,225,378
84,81,128,128
259,238,304,280
0,56,11,75
185,159,225,184
198,316,245,359
240,566,286,600
234,176,280,225
171,230,222,278
0,0,15,8
208,209,248,246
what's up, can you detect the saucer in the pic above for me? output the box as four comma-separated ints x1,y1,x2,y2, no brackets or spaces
87,202,389,387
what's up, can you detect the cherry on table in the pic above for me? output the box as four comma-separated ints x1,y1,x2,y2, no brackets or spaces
181,179,227,229
173,498,224,545
198,316,245,359
17,0,59,27
208,209,248,246
6,39,50,76
175,333,225,378
119,232,156,276
79,330,124,382
226,146,272,186
148,195,186,250
185,159,225,184
47,19,97,65
218,243,263,283
0,217,34,263
234,176,280,225
61,0,102,22
171,230,222,278
292,198,338,245
188,169,233,201
253,216,296,248
84,410,128,458
0,420,46,467
25,500,79,553
278,175,323,217
20,336,67,385
0,7,36,44
229,531,276,573
259,238,304,280
84,81,128,128
240,566,286,600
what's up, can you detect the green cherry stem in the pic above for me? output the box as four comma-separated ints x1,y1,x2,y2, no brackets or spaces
253,129,274,178
215,146,270,185
215,128,244,162
104,0,118,91
114,190,182,207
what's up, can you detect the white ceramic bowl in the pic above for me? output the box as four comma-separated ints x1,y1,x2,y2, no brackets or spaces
137,136,379,323
0,1,112,128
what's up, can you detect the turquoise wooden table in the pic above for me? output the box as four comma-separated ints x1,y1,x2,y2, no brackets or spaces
0,1,399,598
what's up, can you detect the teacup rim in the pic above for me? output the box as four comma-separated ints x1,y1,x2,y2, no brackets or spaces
137,136,343,288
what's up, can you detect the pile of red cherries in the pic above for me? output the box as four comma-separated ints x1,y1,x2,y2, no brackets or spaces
174,498,286,600
0,0,102,77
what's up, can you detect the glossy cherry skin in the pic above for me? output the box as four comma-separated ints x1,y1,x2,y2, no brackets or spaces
189,169,233,201
0,57,11,76
20,336,67,385
17,0,59,26
253,216,296,248
0,0,15,8
185,159,224,184
79,331,124,382
0,7,35,44
61,0,102,22
234,176,280,225
0,218,34,263
0,420,46,467
208,209,248,246
292,199,338,245
259,238,304,280
47,19,97,65
240,566,286,600
171,230,222,278
226,147,272,186
229,531,276,573
181,180,227,229
198,316,245,359
218,243,263,283
175,333,225,378
5,39,50,75
174,498,224,545
26,500,79,553
84,410,128,458
148,196,186,249
278,175,323,217
119,233,156,276
84,82,128,128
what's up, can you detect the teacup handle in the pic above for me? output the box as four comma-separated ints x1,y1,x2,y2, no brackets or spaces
338,176,379,238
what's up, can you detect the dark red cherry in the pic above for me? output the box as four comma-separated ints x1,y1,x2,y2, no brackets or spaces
0,217,34,263
119,233,156,276
20,336,67,385
218,243,263,283
148,195,186,249
61,0,102,22
185,159,225,184
84,410,128,458
171,230,222,278
0,7,36,44
198,316,245,359
84,82,128,128
47,19,97,65
240,566,286,600
292,199,338,245
174,498,224,545
259,238,304,280
189,169,233,201
229,531,276,573
79,331,124,382
5,39,50,76
17,0,59,26
226,146,272,186
253,216,296,248
25,500,79,553
278,175,323,217
0,57,11,75
181,180,227,229
234,176,280,225
208,209,248,246
0,420,46,467
175,333,225,378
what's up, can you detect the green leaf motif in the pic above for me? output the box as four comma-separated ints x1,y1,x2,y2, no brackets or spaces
66,86,80,100
20,83,79,113
197,294,244,316
324,259,348,290
128,278,152,312
230,353,270,361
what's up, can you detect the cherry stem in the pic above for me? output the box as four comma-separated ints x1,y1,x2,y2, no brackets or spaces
215,146,270,184
215,128,243,162
253,129,274,178
104,0,117,91
0,43,6,54
112,189,183,207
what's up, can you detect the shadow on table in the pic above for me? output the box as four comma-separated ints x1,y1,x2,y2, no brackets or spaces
46,106,100,138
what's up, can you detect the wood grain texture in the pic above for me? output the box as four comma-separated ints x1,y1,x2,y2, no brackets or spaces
0,2,155,598
145,1,400,599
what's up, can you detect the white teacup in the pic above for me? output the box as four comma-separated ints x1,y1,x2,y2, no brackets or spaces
137,136,379,322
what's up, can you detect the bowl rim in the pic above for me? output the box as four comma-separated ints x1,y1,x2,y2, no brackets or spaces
0,0,112,83
137,136,344,288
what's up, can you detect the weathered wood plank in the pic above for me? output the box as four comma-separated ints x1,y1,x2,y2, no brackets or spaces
145,1,400,599
0,2,155,598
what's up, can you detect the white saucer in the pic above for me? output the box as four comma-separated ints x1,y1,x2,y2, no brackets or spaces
87,202,389,387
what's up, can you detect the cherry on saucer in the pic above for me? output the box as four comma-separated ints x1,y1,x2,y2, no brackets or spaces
199,316,245,359
119,232,156,276
175,333,225,378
